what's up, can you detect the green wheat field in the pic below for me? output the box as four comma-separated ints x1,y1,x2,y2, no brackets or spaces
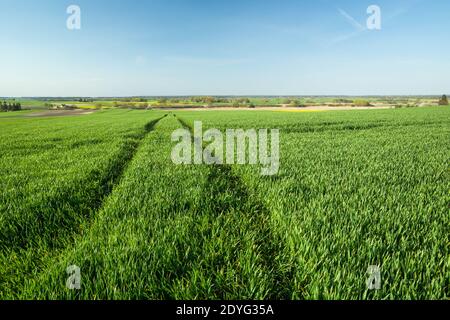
0,107,448,300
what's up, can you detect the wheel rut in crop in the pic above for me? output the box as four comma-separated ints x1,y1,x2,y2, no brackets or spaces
0,115,167,298
2,115,167,251
174,114,292,299
94,115,167,208
81,114,169,223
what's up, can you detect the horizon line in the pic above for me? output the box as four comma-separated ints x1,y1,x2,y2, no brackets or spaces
1,94,449,99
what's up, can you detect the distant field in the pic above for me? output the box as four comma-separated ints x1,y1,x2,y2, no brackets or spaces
8,96,443,111
0,107,448,299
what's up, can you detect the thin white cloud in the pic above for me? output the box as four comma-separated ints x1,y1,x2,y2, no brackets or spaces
329,8,368,46
385,0,424,21
331,2,417,46
337,8,365,32
330,29,367,46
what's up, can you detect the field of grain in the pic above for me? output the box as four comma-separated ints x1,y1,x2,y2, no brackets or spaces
0,107,448,299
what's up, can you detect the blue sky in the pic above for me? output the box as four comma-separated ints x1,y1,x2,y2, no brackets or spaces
0,0,449,96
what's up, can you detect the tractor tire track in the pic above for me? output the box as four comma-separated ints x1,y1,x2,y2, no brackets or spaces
1,115,167,251
0,115,167,298
174,114,292,299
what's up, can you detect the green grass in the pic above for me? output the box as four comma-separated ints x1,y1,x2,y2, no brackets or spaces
0,107,448,299
0,109,166,298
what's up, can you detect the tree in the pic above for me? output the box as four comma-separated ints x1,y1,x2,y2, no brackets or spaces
238,97,250,104
353,99,372,107
438,95,449,106
205,96,215,104
158,98,168,105
0,101,7,112
132,97,147,103
290,99,304,107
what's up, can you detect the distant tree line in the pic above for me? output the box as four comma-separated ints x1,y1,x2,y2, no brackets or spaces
1,101,22,112
438,95,448,106
116,98,148,103
190,96,238,104
112,101,149,109
153,96,252,106
334,98,354,104
353,99,372,107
